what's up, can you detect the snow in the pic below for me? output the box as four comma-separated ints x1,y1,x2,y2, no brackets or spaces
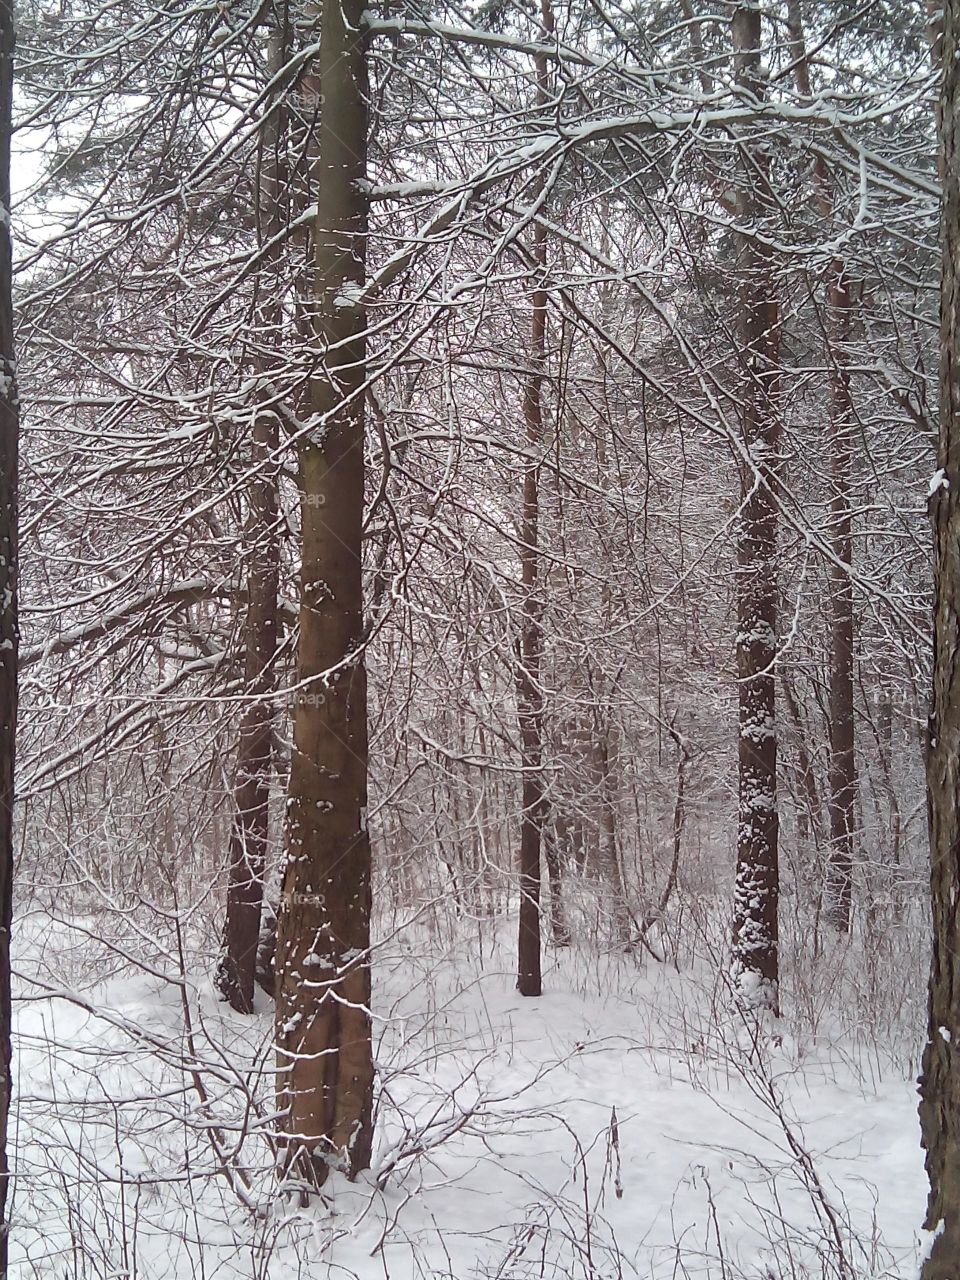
10,915,929,1280
334,281,364,310
928,468,950,497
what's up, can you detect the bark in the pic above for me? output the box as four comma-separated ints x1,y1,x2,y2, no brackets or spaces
824,269,856,932
919,3,960,1270
516,0,554,998
730,0,780,1012
274,0,374,1192
0,2,14,1265
216,408,279,1012
217,29,285,1012
214,19,309,1011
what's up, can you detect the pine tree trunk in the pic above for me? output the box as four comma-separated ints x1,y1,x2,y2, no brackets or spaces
919,2,960,1269
730,0,780,1012
274,0,374,1192
0,2,15,1265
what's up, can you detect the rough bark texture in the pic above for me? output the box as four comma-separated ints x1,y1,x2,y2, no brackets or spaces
274,0,374,1192
730,0,780,1012
0,2,15,1266
920,2,960,1270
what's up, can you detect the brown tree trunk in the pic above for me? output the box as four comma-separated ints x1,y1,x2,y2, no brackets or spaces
0,2,15,1266
516,1,554,998
730,0,781,1012
919,3,960,1270
216,28,286,1013
824,270,856,932
274,0,374,1193
216,410,278,1012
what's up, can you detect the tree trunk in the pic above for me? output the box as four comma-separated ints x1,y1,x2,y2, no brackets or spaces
919,3,960,1270
274,0,374,1193
516,2,554,999
0,2,15,1266
730,0,781,1012
824,269,856,932
216,409,278,1012
217,26,287,1013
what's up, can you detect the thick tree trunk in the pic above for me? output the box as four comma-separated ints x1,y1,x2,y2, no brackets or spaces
0,2,15,1266
274,0,374,1192
730,0,780,1012
919,3,960,1271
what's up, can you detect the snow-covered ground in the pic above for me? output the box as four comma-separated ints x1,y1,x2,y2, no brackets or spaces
9,913,927,1279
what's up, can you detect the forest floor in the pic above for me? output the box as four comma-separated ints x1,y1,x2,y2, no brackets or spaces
10,910,927,1279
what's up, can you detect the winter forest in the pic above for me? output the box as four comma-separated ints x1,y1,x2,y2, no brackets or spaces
4,0,960,1274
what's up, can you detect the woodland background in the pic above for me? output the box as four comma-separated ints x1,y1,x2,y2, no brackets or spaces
1,0,947,1276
